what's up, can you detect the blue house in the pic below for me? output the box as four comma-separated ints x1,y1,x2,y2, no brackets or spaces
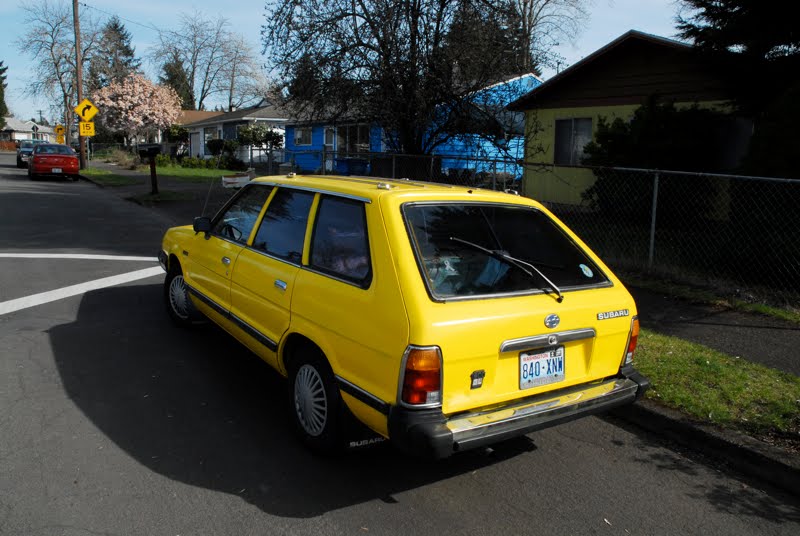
283,73,542,178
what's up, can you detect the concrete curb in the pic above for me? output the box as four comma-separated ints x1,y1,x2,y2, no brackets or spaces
611,399,800,496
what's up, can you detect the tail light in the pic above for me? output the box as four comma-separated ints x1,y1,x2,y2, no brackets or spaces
622,316,640,366
399,346,442,407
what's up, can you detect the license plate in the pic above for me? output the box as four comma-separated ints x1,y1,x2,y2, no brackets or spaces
519,346,565,389
52,168,62,173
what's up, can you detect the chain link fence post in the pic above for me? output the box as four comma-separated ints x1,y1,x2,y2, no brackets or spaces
648,171,660,270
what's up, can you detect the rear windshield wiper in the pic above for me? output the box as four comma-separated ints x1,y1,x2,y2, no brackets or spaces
449,236,564,302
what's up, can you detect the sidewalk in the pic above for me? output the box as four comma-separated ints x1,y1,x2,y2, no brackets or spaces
81,161,800,495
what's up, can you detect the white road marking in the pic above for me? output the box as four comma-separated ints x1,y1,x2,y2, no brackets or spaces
0,253,157,261
0,267,164,316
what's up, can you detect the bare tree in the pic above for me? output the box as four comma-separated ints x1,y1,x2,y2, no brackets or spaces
504,0,591,71
151,12,233,111
16,0,101,144
216,35,263,111
264,0,538,155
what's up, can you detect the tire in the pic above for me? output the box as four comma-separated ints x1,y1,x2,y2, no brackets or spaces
163,264,201,327
289,350,343,454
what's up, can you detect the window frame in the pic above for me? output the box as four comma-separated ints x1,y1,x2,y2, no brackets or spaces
308,194,373,288
294,127,312,146
553,117,592,166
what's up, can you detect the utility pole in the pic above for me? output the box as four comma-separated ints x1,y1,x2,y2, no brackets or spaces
72,0,87,169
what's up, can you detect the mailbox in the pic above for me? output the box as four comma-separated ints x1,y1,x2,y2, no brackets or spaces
138,144,162,159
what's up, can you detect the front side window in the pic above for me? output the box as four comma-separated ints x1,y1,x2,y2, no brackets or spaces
310,196,371,285
403,203,608,300
211,185,273,243
554,118,592,166
251,188,314,263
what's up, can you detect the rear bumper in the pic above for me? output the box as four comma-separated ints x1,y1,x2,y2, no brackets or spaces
388,366,650,459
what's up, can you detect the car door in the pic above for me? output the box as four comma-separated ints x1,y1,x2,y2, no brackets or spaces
230,187,315,365
183,185,273,315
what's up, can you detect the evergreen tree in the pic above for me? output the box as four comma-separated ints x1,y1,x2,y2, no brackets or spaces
87,16,141,92
0,61,8,130
159,53,195,111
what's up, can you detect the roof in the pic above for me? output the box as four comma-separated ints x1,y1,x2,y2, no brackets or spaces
2,117,54,134
177,110,223,125
182,103,290,129
507,30,693,111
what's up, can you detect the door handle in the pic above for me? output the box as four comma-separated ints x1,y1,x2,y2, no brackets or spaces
221,256,231,266
274,279,288,291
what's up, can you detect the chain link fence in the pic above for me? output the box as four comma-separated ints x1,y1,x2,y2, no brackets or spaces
530,165,800,308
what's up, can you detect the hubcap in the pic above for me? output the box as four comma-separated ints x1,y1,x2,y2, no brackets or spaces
168,275,190,319
294,364,328,437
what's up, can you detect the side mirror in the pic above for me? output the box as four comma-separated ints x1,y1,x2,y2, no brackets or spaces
193,216,212,235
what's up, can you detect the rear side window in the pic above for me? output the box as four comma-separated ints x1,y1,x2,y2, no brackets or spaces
403,203,608,299
252,188,314,264
310,196,371,286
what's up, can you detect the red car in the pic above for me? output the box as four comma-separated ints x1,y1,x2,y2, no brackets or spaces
28,144,80,181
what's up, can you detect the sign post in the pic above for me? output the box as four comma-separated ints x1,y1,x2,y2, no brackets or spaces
73,98,98,169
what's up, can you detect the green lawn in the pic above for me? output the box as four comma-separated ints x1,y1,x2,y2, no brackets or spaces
138,165,244,183
81,167,140,186
635,329,800,437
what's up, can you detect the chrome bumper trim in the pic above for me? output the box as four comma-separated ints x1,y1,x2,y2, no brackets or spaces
447,378,639,447
500,328,596,353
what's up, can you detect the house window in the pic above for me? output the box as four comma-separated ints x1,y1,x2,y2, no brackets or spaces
554,118,592,166
204,127,218,154
337,124,370,154
294,127,312,146
324,127,335,148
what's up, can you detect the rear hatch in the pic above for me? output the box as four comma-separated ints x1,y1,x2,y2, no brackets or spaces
399,201,636,415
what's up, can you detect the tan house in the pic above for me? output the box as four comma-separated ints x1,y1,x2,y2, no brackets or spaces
507,30,744,205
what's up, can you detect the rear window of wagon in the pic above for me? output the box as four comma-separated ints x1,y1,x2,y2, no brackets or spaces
402,202,610,300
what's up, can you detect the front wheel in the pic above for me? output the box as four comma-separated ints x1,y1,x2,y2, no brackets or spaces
289,353,343,453
163,266,200,327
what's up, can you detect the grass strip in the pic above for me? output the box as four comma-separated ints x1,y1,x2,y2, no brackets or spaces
635,329,800,437
136,165,243,183
81,167,140,187
624,274,800,325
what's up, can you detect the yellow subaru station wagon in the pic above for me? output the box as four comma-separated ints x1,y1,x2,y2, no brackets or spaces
159,174,649,458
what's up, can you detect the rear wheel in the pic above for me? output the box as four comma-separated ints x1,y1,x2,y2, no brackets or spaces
288,350,343,454
163,263,201,327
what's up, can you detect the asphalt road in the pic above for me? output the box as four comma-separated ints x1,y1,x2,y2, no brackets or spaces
1,152,798,535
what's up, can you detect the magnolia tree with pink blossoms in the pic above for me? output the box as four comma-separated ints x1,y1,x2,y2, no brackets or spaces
93,73,181,144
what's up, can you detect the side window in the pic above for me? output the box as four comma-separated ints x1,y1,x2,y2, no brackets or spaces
554,117,592,166
310,196,371,285
252,188,314,263
211,185,273,243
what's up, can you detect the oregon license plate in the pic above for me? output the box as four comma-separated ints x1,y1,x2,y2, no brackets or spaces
519,346,565,389
52,168,62,173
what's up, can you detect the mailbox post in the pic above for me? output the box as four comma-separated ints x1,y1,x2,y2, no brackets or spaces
138,145,162,195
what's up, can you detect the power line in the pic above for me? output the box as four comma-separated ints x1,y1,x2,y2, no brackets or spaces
78,1,163,34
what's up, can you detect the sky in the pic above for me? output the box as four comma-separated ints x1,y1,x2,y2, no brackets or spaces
1,0,684,123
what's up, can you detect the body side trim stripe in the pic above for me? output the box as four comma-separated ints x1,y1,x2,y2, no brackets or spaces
335,375,391,415
186,285,278,352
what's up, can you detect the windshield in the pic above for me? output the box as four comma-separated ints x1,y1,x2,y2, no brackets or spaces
403,203,609,300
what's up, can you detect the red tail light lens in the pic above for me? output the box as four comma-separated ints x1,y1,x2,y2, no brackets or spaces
624,316,640,365
400,347,442,406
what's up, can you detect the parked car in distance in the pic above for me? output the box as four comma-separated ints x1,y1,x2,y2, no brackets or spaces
28,143,80,181
159,174,650,458
16,139,47,168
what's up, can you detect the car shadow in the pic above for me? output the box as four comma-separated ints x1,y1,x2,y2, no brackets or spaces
49,283,536,518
